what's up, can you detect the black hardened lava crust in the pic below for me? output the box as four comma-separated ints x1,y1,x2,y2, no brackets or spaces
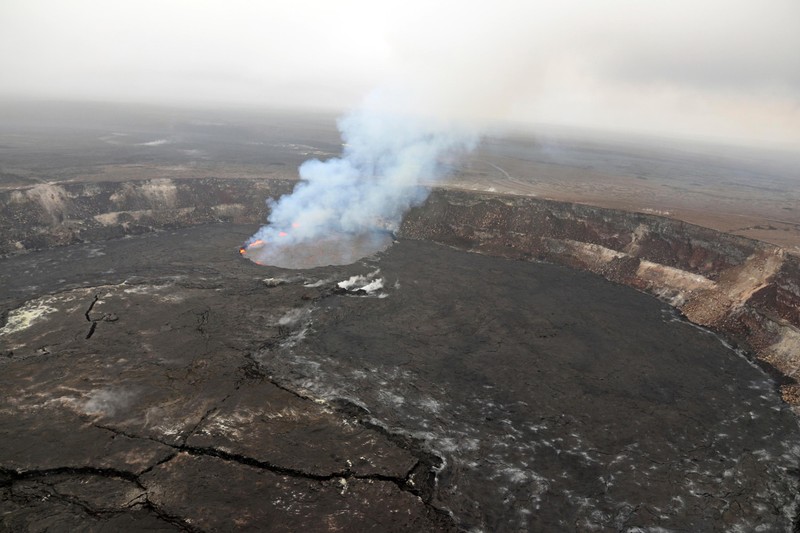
1,223,799,531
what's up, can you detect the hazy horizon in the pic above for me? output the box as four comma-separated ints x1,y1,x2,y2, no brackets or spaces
2,1,799,150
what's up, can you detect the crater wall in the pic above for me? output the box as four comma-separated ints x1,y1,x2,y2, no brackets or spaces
401,190,800,409
0,178,293,254
2,178,799,408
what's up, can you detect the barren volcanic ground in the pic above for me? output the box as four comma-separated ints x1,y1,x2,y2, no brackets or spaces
3,103,800,531
2,224,800,531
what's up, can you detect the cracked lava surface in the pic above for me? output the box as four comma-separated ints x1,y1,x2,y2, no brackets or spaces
2,223,800,532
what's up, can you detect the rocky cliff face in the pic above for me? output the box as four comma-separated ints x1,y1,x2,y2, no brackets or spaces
0,178,294,255
401,189,800,409
3,179,799,409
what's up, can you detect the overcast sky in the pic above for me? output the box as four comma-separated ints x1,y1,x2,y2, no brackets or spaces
1,0,798,147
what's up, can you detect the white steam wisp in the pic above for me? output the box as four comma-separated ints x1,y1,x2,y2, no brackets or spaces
244,95,477,267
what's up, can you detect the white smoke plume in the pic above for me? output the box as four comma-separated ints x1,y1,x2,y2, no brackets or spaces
82,388,135,417
245,90,478,255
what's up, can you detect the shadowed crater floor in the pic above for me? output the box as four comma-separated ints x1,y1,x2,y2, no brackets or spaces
1,223,799,532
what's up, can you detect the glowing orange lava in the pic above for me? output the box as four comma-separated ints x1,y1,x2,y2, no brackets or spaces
240,239,266,256
240,224,301,263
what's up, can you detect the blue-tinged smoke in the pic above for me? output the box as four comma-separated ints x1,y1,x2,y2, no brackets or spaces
246,95,478,254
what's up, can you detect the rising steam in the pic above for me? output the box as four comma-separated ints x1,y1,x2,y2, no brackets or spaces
244,92,478,267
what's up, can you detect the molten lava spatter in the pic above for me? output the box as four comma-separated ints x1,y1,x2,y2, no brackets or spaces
239,238,265,256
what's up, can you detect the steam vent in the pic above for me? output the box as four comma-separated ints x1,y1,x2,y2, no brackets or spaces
3,115,800,532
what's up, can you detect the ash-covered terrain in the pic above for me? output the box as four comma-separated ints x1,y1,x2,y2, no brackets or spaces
3,104,800,531
2,224,800,531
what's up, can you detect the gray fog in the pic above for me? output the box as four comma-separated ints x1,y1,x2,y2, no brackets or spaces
1,0,798,148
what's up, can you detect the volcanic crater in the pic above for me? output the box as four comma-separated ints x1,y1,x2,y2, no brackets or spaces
3,171,800,531
3,100,800,533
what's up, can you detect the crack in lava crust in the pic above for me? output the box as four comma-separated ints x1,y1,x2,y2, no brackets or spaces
241,230,394,269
